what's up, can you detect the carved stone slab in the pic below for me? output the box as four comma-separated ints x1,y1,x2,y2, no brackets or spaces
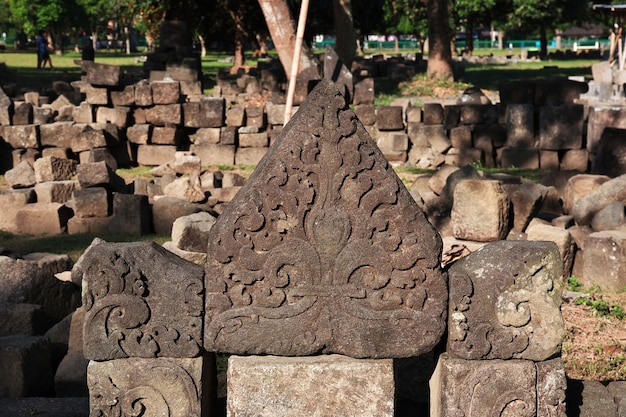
82,241,204,360
204,79,447,358
430,353,537,417
447,240,564,361
87,356,213,417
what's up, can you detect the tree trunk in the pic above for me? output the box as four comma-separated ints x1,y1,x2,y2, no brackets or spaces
332,0,356,67
539,23,548,59
257,0,317,78
198,34,207,58
228,4,247,73
426,0,453,80
465,19,474,55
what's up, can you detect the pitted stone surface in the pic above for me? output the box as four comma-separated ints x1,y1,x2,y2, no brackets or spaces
447,240,564,361
82,241,204,360
87,357,211,417
204,79,447,358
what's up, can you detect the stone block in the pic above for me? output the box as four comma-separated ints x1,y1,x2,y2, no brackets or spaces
592,128,626,177
72,187,109,218
406,123,427,148
145,104,181,126
11,148,40,169
502,182,544,232
67,216,111,235
72,101,95,124
534,79,588,106
95,106,130,129
82,241,204,360
406,105,422,124
13,102,33,125
188,127,219,145
0,189,36,233
220,126,237,145
87,356,214,417
266,103,286,126
500,147,539,169
39,122,78,150
84,84,109,105
171,211,217,253
200,97,225,127
0,88,14,126
134,80,153,106
354,104,376,126
587,106,626,153
421,125,451,154
451,180,510,242
76,161,127,193
459,104,495,125
449,125,472,149
526,220,575,277
377,131,409,152
33,107,53,124
3,124,39,149
234,147,267,165
443,105,459,129
572,174,626,226
0,335,54,397
0,303,42,336
151,126,182,145
189,143,234,166
228,355,393,417
137,145,177,166
474,123,506,148
448,240,564,360
163,175,206,203
591,201,625,231
169,153,202,176
35,180,78,204
5,160,36,188
538,104,584,150
239,131,268,148
23,252,73,276
110,84,135,106
583,231,626,291
109,193,151,236
126,124,151,145
33,156,77,183
72,123,119,153
423,103,444,125
82,61,120,86
560,149,588,172
15,203,73,235
245,106,266,129
430,354,536,417
182,102,202,128
204,80,447,358
506,104,535,147
152,197,203,236
353,77,374,105
540,150,560,170
444,147,483,167
563,174,610,215
375,106,404,131
151,80,181,104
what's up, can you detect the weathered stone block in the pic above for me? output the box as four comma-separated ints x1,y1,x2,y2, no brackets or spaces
239,131,268,148
72,187,109,218
451,180,510,242
134,80,153,106
459,104,492,125
0,88,14,126
205,80,447,358
110,84,135,106
538,104,584,150
592,127,626,177
0,189,36,233
423,103,444,125
0,303,42,336
234,147,267,166
152,197,203,235
137,145,177,166
228,355,393,417
376,106,404,131
189,128,220,145
500,147,540,169
39,122,77,150
172,211,217,253
109,193,151,236
526,220,575,277
3,124,39,149
84,84,109,105
377,131,409,152
583,230,626,291
182,102,202,128
5,160,36,188
200,97,225,127
353,77,374,105
0,335,54,397
35,180,78,204
560,149,588,172
447,240,564,360
266,103,286,126
151,126,182,145
245,106,266,129
444,148,483,167
33,107,53,124
15,203,73,235
506,104,535,148
430,354,536,417
82,61,120,86
354,104,376,126
572,174,626,226
33,156,77,183
13,102,33,125
95,106,130,129
87,356,213,417
587,106,626,153
163,175,205,203
72,123,119,153
537,358,568,417
76,161,127,193
82,241,204,360
191,143,235,166
145,104,181,126
126,124,151,145
151,80,181,104
449,125,472,149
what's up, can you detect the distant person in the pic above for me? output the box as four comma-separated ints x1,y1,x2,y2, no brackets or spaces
82,36,95,61
41,31,54,70
35,31,44,70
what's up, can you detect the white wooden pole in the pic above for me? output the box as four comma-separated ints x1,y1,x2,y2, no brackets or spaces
284,0,310,124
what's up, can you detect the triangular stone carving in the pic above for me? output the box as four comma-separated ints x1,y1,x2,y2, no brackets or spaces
204,79,447,358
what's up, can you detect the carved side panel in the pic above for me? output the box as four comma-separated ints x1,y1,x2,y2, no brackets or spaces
430,353,537,417
204,79,448,358
536,358,567,417
87,356,211,417
447,240,564,361
82,241,204,360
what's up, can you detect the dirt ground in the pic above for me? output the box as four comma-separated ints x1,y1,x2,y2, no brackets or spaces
562,292,626,381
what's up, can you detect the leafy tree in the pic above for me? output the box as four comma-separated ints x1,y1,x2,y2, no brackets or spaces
383,0,427,52
452,0,495,54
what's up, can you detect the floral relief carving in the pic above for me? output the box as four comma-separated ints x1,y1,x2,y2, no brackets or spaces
205,79,448,358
